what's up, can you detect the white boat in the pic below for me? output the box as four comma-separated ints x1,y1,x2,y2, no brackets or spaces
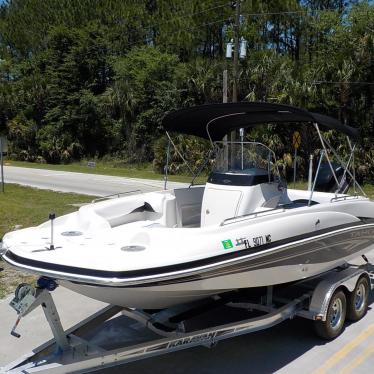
2,102,374,309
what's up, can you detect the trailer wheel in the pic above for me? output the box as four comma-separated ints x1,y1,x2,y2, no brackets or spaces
346,276,369,322
314,290,346,340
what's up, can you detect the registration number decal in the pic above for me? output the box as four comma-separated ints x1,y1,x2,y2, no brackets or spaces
236,234,271,249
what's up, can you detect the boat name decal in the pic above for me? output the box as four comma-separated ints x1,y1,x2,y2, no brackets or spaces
168,332,217,348
350,229,374,238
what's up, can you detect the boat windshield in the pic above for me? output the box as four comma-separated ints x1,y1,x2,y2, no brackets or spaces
213,141,279,179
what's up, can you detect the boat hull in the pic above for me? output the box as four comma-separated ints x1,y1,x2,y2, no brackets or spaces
58,259,361,309
4,215,374,309
57,223,374,308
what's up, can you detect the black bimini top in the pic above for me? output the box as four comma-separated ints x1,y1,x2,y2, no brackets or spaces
162,102,358,141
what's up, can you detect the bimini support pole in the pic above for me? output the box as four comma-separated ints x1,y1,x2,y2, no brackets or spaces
322,135,366,197
314,123,339,197
190,149,212,187
347,136,357,195
165,131,195,176
307,154,314,192
339,142,355,193
309,150,324,206
240,128,244,170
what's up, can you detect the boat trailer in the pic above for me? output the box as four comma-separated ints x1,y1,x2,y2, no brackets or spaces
1,263,373,374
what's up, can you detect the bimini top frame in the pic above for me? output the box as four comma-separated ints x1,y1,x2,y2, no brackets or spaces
162,102,359,141
162,102,363,198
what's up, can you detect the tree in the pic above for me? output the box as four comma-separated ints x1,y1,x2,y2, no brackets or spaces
0,0,374,179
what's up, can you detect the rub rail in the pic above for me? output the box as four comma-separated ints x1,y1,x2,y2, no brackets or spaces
221,207,285,226
91,190,141,203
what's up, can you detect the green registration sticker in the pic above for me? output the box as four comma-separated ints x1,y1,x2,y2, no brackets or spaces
221,239,233,250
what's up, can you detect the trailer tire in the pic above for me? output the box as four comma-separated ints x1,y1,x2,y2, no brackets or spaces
346,276,369,322
314,290,346,340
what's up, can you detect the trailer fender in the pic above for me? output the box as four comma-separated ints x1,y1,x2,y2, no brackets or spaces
308,267,369,321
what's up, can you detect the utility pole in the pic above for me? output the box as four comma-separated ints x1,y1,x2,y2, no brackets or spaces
231,0,241,150
223,70,228,104
223,70,228,168
232,0,240,103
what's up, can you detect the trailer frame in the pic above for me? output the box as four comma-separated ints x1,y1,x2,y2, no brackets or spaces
1,262,373,374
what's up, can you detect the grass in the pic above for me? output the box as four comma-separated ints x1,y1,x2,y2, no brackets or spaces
6,159,207,184
0,184,93,238
0,184,93,298
360,184,374,199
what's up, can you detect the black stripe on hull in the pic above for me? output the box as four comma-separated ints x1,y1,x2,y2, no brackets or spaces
146,224,374,287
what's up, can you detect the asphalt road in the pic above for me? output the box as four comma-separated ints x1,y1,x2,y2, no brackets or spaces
3,166,187,196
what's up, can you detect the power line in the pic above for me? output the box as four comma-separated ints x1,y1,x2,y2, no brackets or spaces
184,17,232,31
148,7,349,37
145,2,230,30
122,2,231,48
242,10,305,17
240,8,344,18
163,2,231,20
313,81,374,85
125,16,232,48
151,8,328,34
123,7,350,49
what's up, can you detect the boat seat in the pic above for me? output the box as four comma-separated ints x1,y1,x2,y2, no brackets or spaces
160,195,177,227
93,195,165,228
237,182,284,216
261,194,281,209
110,211,162,227
174,187,204,227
